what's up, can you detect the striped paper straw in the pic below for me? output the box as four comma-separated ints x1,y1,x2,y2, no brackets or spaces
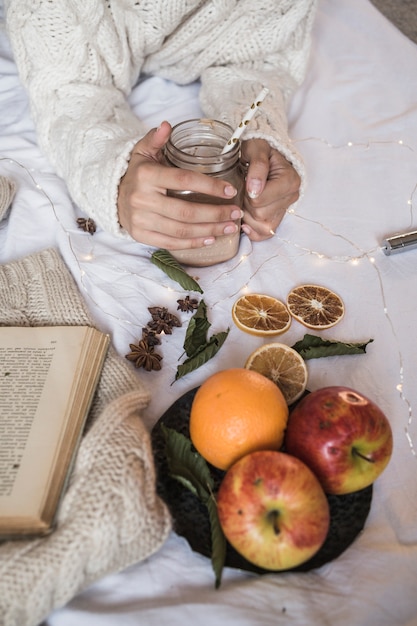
221,87,270,154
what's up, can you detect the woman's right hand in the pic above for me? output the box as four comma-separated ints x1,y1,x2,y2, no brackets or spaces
117,121,242,249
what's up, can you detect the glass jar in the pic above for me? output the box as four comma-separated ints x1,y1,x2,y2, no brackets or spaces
163,119,244,267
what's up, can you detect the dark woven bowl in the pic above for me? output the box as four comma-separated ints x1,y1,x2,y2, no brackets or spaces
151,387,372,574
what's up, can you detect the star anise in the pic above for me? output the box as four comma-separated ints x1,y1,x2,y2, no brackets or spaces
77,217,96,234
147,306,181,334
125,340,162,371
141,327,161,346
147,318,175,334
177,295,199,313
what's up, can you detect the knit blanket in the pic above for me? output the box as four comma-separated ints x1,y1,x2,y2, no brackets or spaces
0,246,172,626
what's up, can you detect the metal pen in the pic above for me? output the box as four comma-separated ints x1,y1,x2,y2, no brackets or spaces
381,229,417,255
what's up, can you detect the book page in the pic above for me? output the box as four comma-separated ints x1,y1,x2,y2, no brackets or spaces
0,326,106,527
0,342,55,498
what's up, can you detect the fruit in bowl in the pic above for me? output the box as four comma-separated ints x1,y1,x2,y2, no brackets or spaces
216,450,330,571
189,368,288,470
284,386,393,495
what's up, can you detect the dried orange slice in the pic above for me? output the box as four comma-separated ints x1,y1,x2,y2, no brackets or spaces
286,285,344,330
232,294,291,336
245,342,308,405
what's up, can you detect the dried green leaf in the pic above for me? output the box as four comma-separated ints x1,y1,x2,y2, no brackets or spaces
206,494,227,589
175,330,229,381
151,249,203,293
183,299,211,358
292,334,374,360
161,424,213,500
161,425,226,588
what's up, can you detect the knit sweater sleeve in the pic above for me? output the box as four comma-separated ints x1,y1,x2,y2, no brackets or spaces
197,0,318,187
4,0,147,238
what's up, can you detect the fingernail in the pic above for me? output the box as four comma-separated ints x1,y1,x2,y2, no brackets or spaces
224,224,238,235
247,178,262,199
241,224,251,236
224,185,237,197
231,208,244,220
203,237,215,246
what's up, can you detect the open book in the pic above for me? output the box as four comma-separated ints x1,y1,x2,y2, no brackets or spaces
0,325,110,539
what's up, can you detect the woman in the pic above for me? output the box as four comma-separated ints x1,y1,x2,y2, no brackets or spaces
4,0,317,252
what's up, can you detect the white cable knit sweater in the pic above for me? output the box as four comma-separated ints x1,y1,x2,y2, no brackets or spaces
4,0,317,238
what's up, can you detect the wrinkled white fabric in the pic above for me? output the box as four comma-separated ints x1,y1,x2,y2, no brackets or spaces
1,0,417,625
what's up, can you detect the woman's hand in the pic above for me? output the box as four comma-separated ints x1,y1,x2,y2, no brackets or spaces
240,138,301,241
117,121,242,249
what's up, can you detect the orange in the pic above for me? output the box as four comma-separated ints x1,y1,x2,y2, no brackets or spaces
189,368,288,470
245,342,308,405
286,284,344,330
231,294,291,336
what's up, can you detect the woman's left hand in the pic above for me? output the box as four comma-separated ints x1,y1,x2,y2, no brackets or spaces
240,139,301,241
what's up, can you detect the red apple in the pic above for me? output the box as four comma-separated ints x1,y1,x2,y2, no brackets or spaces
216,450,330,571
284,386,393,495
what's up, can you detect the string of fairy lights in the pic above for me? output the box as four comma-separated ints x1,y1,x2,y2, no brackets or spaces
0,134,416,457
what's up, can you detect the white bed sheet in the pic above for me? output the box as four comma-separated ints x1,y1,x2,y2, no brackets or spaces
1,0,417,624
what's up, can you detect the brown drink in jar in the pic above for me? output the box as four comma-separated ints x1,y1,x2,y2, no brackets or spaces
164,119,244,267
